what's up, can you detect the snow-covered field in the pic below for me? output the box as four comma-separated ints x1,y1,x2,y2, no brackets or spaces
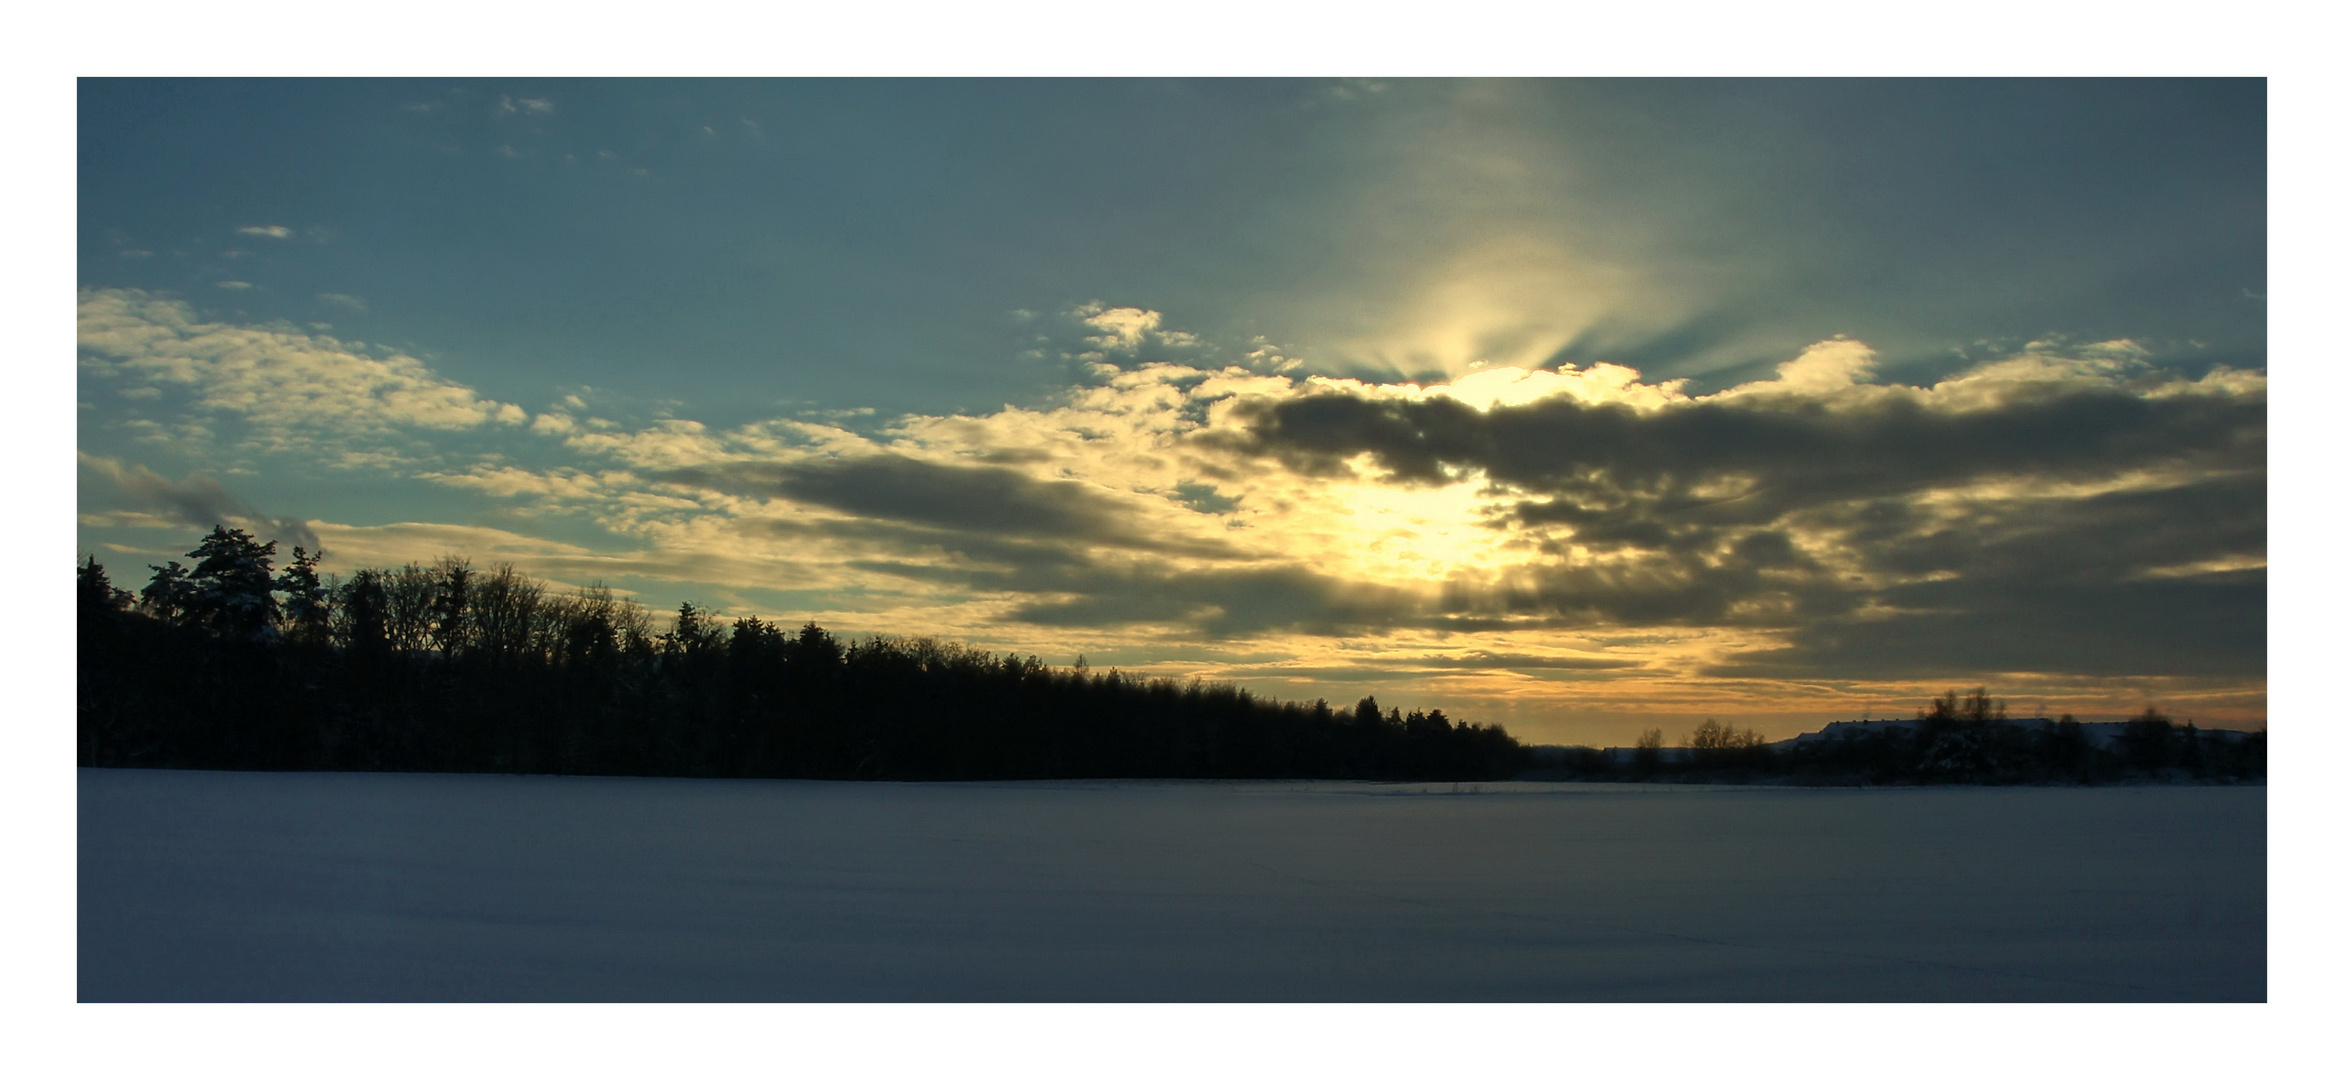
77,769,2264,1001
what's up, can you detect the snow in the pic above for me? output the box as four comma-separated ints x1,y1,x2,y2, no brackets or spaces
78,769,2264,1001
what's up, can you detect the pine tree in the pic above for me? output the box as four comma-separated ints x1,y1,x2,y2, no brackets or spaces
141,560,191,623
79,557,132,616
183,526,279,641
335,567,391,655
429,555,473,658
275,546,331,646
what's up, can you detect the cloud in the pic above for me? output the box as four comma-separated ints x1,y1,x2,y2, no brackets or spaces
711,513,1367,638
1756,338,1877,393
1695,473,2266,680
1707,573,2263,680
1071,302,1199,355
78,288,527,460
519,329,2259,679
305,521,608,582
1082,305,1161,350
316,293,367,312
992,559,1422,638
76,292,2266,724
658,454,1239,559
1403,651,1642,671
214,281,252,290
79,452,321,553
421,465,632,503
237,225,294,239
1319,79,1389,104
1222,340,2264,678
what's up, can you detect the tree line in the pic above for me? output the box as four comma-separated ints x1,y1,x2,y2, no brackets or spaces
78,526,1529,781
1537,688,2264,784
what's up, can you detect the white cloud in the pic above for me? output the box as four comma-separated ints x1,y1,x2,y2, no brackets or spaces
1079,304,1163,352
498,95,554,116
237,225,295,239
214,280,252,291
1419,362,1689,413
78,288,526,459
2078,338,2150,361
316,293,367,312
421,465,630,501
1771,338,1877,390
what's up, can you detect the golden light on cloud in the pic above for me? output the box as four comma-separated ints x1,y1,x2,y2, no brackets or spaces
78,289,2266,745
1309,473,1519,584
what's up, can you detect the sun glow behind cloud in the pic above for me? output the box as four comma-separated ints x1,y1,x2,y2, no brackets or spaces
76,291,2266,743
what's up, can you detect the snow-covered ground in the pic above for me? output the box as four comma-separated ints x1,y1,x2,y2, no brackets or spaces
78,769,2264,1001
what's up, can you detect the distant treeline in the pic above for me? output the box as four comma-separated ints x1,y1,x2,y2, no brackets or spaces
77,527,1528,781
1537,690,2265,785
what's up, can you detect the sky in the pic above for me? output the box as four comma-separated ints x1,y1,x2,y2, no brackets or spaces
75,78,2267,744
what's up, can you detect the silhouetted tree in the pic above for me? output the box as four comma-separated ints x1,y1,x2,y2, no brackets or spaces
2120,706,2177,773
276,546,330,646
51,530,1568,784
182,526,278,641
1686,718,1769,770
1633,728,1665,775
428,555,474,658
335,568,391,657
468,563,543,665
140,560,190,624
2042,713,2093,781
80,557,132,617
384,562,437,654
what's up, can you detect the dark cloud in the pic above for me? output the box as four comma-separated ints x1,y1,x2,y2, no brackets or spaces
1220,372,2264,679
706,458,1439,637
1457,547,1864,630
1701,476,2267,679
1841,475,2264,588
1706,570,2265,680
973,447,1053,466
732,505,1409,638
1006,563,1419,637
81,455,322,553
663,454,1238,558
1228,376,2259,508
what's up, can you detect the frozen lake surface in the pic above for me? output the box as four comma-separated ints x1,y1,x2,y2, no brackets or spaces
78,769,2264,1001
